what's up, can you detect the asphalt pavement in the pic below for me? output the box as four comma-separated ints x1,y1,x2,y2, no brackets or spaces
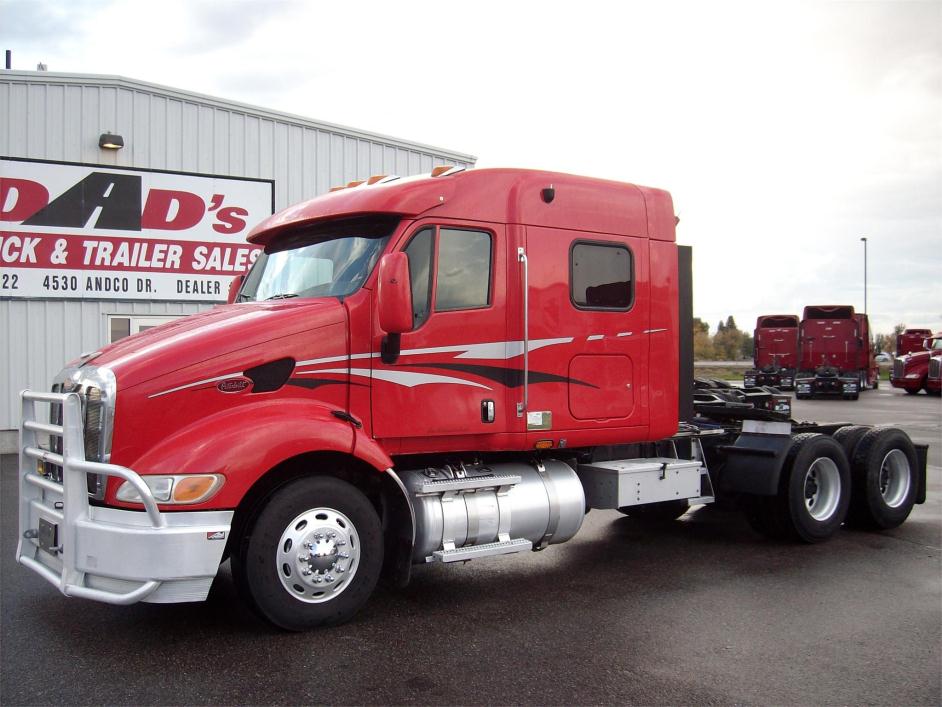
1,387,939,705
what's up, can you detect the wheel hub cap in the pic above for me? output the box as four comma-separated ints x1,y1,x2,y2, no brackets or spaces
803,457,841,521
276,508,359,603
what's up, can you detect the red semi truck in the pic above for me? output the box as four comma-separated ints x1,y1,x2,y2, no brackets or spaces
891,332,942,395
896,328,933,356
794,305,878,400
743,314,799,389
17,168,927,630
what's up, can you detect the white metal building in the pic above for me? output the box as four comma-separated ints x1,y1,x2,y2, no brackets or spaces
0,70,476,440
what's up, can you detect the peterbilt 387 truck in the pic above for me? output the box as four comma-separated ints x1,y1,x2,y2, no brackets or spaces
794,306,878,400
17,168,928,630
891,332,942,395
743,314,799,389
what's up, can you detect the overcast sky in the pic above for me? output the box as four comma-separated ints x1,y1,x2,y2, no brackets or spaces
4,0,940,336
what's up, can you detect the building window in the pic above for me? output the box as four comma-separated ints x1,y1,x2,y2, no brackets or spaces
570,242,633,310
108,315,182,343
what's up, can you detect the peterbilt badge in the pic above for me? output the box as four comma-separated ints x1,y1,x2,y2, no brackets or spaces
217,378,252,394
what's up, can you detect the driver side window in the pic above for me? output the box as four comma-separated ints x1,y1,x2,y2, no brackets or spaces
404,228,433,329
402,225,494,329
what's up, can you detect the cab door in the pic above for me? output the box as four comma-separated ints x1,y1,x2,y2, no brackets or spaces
371,220,509,446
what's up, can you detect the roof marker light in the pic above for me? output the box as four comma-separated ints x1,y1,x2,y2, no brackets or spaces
346,180,365,188
367,175,387,184
430,165,467,178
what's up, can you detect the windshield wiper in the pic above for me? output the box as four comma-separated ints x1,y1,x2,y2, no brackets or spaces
265,293,299,300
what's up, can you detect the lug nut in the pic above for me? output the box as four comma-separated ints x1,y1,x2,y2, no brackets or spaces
336,566,345,573
304,542,314,550
338,552,350,559
299,554,310,562
301,569,312,576
325,575,335,583
335,539,346,547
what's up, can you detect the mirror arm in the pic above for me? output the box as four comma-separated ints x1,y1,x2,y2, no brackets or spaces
381,333,401,364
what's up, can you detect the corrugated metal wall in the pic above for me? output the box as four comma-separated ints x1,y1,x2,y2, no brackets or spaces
0,71,476,429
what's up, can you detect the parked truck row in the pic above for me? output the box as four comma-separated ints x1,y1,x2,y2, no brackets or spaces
17,168,929,630
744,306,878,400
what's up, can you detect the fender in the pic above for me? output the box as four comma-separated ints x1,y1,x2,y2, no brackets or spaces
124,399,388,509
716,430,793,496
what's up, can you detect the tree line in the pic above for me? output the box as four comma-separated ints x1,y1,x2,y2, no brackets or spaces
693,316,753,361
693,319,923,361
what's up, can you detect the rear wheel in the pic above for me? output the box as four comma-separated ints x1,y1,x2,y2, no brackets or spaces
833,425,869,461
847,427,917,529
744,433,850,543
618,500,689,521
234,475,383,631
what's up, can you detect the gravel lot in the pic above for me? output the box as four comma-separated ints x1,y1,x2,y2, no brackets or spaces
1,387,939,705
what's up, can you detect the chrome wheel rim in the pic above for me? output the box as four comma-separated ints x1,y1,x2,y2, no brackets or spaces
879,449,911,508
803,457,841,521
276,507,360,604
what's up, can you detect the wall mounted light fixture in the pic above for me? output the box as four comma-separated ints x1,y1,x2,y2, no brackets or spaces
99,132,124,149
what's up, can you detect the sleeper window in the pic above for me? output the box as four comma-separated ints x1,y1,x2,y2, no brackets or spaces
571,242,633,309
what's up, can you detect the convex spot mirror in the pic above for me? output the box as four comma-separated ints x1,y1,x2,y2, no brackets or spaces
377,252,414,334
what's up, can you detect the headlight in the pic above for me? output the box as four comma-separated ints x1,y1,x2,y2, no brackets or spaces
116,474,224,505
905,373,920,379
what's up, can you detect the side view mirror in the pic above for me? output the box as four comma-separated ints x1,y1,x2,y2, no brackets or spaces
377,253,414,334
227,274,245,304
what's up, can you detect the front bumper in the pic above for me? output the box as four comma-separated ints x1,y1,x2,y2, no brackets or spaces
17,390,231,605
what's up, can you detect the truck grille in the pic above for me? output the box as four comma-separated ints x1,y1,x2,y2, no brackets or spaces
892,358,904,379
48,382,105,498
930,357,941,380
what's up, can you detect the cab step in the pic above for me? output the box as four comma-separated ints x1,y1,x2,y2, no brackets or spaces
430,538,532,563
418,474,521,494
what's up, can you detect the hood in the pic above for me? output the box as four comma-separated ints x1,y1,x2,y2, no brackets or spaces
84,299,345,390
904,349,931,364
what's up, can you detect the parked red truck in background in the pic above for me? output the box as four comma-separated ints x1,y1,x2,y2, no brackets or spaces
896,328,933,356
743,314,799,389
892,332,942,395
795,305,877,400
16,168,927,630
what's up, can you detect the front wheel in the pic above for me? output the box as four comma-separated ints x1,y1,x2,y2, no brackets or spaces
235,476,383,631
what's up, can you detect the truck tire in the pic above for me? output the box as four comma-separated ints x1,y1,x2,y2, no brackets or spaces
234,475,383,631
846,427,917,530
904,388,918,395
744,433,850,543
618,500,689,521
833,425,869,461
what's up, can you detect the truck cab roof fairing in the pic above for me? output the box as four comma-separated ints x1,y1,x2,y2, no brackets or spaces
802,305,855,320
247,169,677,249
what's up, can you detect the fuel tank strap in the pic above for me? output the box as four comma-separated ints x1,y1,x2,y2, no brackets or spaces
535,460,560,550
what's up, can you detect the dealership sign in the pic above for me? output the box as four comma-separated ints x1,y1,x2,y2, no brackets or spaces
0,158,274,301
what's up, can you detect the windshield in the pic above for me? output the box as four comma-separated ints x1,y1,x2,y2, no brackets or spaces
239,217,397,302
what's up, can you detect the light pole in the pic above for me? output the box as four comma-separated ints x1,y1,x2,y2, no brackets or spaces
860,237,867,315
